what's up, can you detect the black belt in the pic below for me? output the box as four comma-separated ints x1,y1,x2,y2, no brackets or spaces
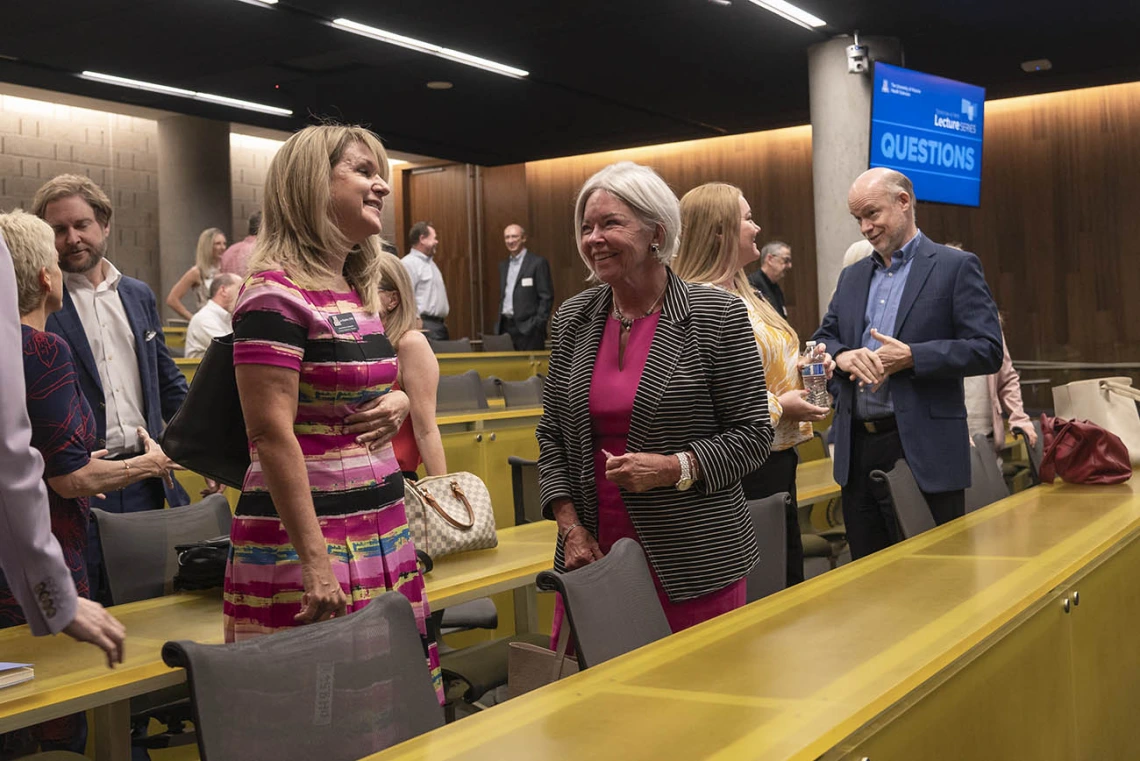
857,416,898,434
420,313,446,322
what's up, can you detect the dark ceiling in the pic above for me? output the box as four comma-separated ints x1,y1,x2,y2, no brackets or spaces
2,1,1138,165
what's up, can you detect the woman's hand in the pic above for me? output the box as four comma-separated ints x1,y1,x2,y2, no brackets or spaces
295,559,348,624
137,427,181,489
1014,424,1039,448
562,526,603,570
779,390,830,423
796,343,836,380
344,390,410,451
603,451,678,493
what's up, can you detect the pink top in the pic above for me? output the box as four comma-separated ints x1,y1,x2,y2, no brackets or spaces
219,236,257,279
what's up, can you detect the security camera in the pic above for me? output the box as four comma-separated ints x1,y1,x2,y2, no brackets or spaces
846,31,869,74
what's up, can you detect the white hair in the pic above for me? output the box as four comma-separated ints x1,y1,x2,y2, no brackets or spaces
573,161,680,271
843,239,874,268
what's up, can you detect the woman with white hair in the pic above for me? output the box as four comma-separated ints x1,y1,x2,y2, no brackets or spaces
537,161,774,634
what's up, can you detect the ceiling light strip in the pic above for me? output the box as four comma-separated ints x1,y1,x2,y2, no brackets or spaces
80,71,292,116
747,0,826,30
331,18,528,79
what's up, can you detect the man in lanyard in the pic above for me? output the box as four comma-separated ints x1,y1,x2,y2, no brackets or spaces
813,168,1002,559
496,224,553,351
33,175,190,601
401,221,450,340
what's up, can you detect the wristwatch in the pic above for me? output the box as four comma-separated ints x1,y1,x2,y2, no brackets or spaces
674,452,695,492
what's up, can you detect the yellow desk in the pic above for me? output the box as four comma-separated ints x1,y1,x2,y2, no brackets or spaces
175,352,550,386
364,476,1140,761
0,521,557,760
796,457,840,507
164,326,186,349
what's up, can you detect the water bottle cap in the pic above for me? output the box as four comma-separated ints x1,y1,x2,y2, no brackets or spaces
805,340,816,349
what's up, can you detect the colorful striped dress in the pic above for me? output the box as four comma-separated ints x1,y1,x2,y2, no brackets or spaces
222,270,442,701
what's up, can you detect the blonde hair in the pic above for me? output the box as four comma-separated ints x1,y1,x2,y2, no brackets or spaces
32,173,113,226
675,183,797,342
573,162,680,274
376,250,417,347
195,227,224,277
247,124,390,313
0,209,58,316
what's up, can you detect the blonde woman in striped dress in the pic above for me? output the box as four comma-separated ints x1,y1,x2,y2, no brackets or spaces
675,183,832,586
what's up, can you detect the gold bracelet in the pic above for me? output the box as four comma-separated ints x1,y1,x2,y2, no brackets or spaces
122,459,131,484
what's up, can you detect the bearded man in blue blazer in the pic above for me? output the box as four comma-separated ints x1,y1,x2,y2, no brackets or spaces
813,168,1002,559
34,175,190,600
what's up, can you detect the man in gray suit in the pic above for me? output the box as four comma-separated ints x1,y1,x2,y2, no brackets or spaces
0,232,125,666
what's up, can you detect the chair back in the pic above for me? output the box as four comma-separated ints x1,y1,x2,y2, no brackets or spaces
535,538,670,669
480,333,515,352
436,370,489,412
500,375,544,408
507,456,542,525
870,460,935,540
428,338,472,354
482,375,504,400
93,495,232,605
965,434,1011,513
1015,420,1044,484
745,493,790,602
162,593,443,761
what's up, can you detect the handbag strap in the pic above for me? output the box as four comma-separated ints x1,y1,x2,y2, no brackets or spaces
407,478,476,530
1101,380,1140,402
550,618,572,682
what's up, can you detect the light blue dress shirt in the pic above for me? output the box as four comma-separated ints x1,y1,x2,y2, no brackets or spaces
854,230,923,420
501,248,527,317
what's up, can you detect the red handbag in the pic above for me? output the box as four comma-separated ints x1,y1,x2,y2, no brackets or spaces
1039,414,1132,485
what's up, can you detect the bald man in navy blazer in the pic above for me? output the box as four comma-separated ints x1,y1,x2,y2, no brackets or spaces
813,168,1002,559
0,232,124,664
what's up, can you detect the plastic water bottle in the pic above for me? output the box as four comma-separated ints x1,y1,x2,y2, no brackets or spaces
800,341,831,408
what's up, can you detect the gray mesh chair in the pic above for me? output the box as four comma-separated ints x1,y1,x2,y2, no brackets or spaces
480,333,515,352
92,494,231,750
870,460,935,540
92,494,232,605
436,370,489,412
965,434,1011,513
1014,419,1045,484
536,538,671,669
500,375,544,408
429,338,473,353
162,593,443,761
508,456,542,525
745,494,789,602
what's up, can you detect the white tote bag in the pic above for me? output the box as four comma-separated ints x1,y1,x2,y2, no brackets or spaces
1053,377,1140,466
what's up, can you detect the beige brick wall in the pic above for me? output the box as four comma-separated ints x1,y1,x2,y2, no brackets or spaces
0,95,160,289
229,134,280,242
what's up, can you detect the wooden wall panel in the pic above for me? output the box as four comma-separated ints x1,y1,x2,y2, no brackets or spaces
404,164,476,340
523,125,820,343
479,164,529,335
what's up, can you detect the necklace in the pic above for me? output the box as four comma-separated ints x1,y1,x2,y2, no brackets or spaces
612,281,668,331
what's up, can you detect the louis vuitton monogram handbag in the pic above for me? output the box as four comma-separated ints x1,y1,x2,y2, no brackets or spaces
404,472,498,560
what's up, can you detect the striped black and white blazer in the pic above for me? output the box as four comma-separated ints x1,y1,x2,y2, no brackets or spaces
537,269,774,602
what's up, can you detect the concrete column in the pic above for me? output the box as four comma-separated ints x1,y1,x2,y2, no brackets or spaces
808,36,901,315
156,115,232,317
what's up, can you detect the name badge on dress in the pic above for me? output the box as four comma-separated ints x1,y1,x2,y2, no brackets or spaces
520,277,534,287
328,313,359,334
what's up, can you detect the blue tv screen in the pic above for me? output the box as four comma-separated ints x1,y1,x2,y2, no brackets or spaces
869,62,985,207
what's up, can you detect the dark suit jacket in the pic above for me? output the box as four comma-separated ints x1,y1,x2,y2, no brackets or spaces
812,234,1002,494
537,270,773,602
496,251,553,338
47,276,190,507
0,235,77,634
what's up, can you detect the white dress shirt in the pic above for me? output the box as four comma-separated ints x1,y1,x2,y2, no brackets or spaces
964,374,994,439
401,249,449,318
184,298,232,359
501,248,527,317
65,260,147,455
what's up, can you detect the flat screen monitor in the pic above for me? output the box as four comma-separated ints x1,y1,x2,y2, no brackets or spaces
869,62,985,207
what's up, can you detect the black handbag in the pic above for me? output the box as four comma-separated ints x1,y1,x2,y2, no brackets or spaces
159,333,251,488
173,536,231,591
